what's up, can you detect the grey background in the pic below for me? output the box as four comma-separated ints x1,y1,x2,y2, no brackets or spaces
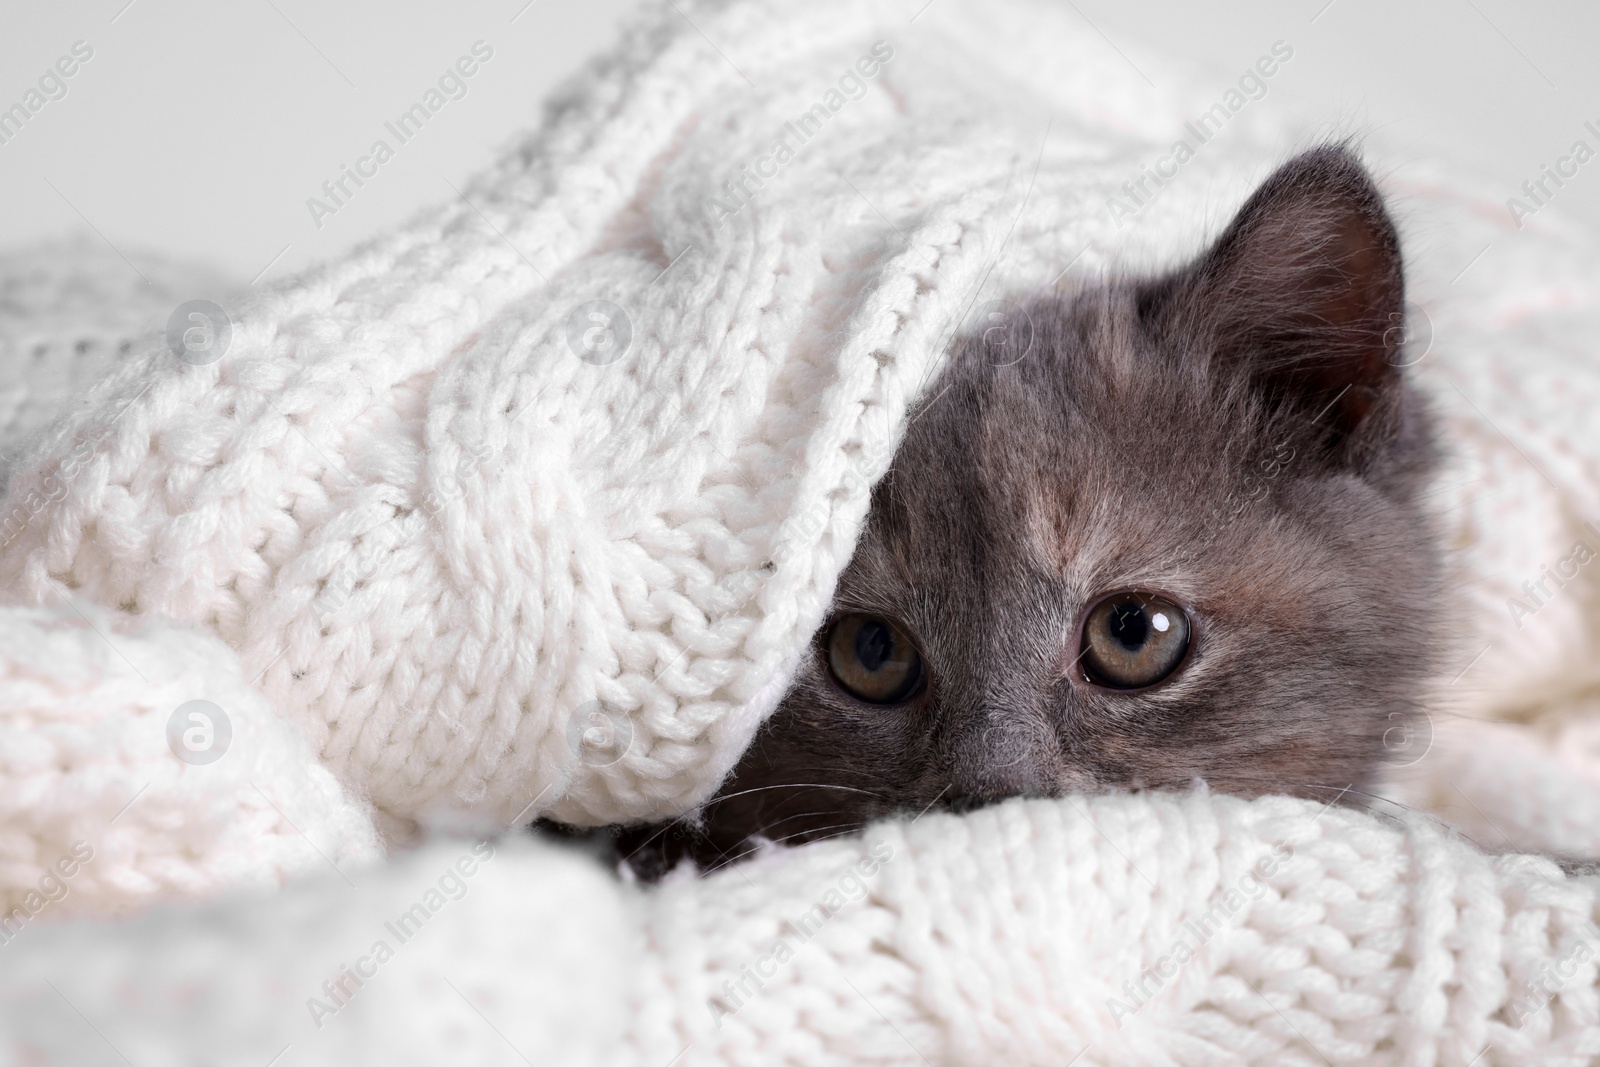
0,0,1595,284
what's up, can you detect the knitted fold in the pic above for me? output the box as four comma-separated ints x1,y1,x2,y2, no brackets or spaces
3,792,1598,1066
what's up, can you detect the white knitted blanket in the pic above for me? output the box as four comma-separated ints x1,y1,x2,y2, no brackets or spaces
6,0,1600,1062
6,783,1600,1065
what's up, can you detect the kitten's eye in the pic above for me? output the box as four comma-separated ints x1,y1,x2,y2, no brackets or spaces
826,614,925,704
1079,593,1190,689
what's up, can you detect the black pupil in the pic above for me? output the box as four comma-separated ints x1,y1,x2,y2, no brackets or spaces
1107,601,1148,650
855,620,896,671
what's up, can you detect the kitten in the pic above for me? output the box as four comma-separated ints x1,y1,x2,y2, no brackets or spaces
611,145,1439,879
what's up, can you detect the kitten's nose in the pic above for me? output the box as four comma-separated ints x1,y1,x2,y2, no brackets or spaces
945,706,1058,803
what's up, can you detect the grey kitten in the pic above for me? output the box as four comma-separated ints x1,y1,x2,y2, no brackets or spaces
609,145,1438,879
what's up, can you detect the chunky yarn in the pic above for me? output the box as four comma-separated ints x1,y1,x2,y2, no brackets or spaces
3,11,1600,1061
3,0,1599,835
3,790,1600,1065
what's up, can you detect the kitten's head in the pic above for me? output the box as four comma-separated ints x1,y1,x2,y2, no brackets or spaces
618,145,1438,878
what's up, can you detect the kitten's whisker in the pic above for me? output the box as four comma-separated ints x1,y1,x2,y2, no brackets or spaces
702,782,890,807
768,826,874,850
1195,773,1474,836
746,765,905,788
701,821,871,872
1415,706,1510,725
617,817,696,865
744,809,869,836
732,763,905,783
1195,773,1406,806
759,821,870,845
799,830,872,850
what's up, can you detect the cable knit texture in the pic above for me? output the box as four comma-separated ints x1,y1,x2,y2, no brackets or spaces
5,0,1600,1061
4,793,1600,1066
3,0,1598,829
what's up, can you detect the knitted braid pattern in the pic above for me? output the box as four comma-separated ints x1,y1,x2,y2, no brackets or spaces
0,0,1218,828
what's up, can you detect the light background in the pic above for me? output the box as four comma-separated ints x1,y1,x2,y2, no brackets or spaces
0,0,1595,284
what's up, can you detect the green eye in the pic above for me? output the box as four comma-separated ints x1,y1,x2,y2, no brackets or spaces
826,614,925,704
1080,592,1191,689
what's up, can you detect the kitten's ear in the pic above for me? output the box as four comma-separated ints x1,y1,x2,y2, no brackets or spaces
1158,146,1405,442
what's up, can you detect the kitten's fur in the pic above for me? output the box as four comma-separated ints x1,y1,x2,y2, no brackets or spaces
612,145,1439,879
